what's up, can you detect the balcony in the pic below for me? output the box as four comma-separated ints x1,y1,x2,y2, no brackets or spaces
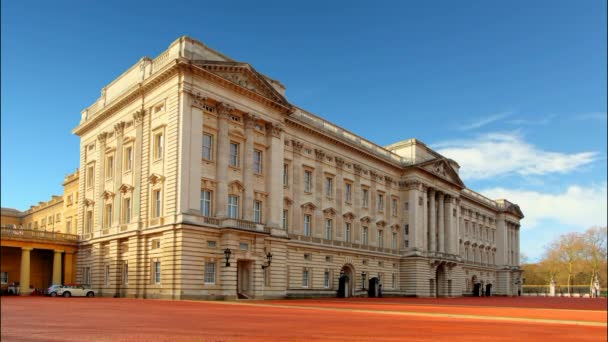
1,225,79,245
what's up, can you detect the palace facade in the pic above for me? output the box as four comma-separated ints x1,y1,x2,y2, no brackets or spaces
2,36,523,299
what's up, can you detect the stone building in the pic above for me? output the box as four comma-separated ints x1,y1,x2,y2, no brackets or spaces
4,36,523,299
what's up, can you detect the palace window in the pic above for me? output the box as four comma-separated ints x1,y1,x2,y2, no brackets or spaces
405,224,409,235
1,272,8,284
229,142,240,167
391,199,398,216
124,146,133,172
204,262,216,284
304,170,313,192
83,267,91,285
362,189,369,208
200,190,212,217
106,155,114,179
302,269,309,288
377,194,384,212
86,211,93,233
254,200,262,223
154,261,161,284
202,133,214,160
345,222,351,242
392,273,396,289
86,165,94,188
362,272,367,289
153,132,164,160
122,197,131,224
123,262,128,284
253,149,263,174
392,232,397,249
325,219,332,240
153,189,162,218
228,195,239,219
283,164,289,186
362,226,368,245
378,230,384,248
325,177,333,197
282,209,289,229
104,264,110,286
66,219,72,234
303,214,312,236
345,183,352,203
104,203,113,228
324,270,331,288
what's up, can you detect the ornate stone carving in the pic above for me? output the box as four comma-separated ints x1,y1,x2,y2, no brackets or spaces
118,184,134,194
148,173,165,185
291,140,304,153
323,207,337,216
101,190,115,200
284,197,294,206
114,122,126,136
369,171,378,179
244,113,259,129
384,176,393,184
314,148,326,161
432,161,447,177
353,164,363,176
342,212,356,221
133,109,146,124
335,157,345,168
360,216,371,224
403,180,421,191
267,123,283,138
216,102,235,119
97,132,108,143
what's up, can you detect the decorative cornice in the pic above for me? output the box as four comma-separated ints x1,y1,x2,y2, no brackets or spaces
133,109,146,124
244,113,258,129
97,132,108,143
114,121,126,136
335,157,345,169
353,164,363,176
291,140,304,153
314,148,326,161
267,122,283,138
148,173,165,185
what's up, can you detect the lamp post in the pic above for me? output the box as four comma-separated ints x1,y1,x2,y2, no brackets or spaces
224,248,232,267
261,252,273,269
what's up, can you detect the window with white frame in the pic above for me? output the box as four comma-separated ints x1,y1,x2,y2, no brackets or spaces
202,133,214,160
304,170,313,192
104,203,113,228
283,164,289,186
200,190,212,217
378,230,384,248
253,149,263,174
392,232,397,249
302,269,309,288
124,145,133,172
303,214,311,236
204,262,216,284
324,270,331,288
254,200,262,223
228,195,239,219
325,177,333,197
1,272,8,284
122,197,131,224
325,219,332,240
66,219,72,234
282,209,289,229
345,222,351,242
362,188,369,208
362,226,368,245
86,165,94,188
154,261,161,284
153,131,164,160
153,189,162,218
377,194,384,211
86,211,93,233
106,155,114,179
392,273,396,289
83,267,91,285
229,142,239,167
362,272,367,289
345,182,352,203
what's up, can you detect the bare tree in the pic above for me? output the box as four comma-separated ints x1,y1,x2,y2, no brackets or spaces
583,226,607,290
548,232,585,294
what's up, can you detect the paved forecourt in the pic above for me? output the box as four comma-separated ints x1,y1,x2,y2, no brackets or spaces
1,297,606,341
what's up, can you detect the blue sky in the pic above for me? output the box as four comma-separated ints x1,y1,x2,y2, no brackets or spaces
2,0,606,260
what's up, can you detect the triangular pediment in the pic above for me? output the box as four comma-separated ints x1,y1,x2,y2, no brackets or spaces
418,158,465,188
191,61,290,108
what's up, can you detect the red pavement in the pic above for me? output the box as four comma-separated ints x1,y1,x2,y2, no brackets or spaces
1,296,606,341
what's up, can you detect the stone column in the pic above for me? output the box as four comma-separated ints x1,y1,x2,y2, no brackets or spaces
215,103,233,218
113,122,125,225
313,149,325,237
291,140,304,233
96,132,108,230
335,158,345,239
353,164,362,242
132,110,145,222
438,192,445,253
445,196,454,254
515,226,520,266
52,250,63,285
428,188,436,252
267,123,284,230
20,247,32,295
405,182,419,250
421,185,428,251
243,114,257,221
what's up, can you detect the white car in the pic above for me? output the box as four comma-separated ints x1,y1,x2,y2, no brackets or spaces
56,284,96,297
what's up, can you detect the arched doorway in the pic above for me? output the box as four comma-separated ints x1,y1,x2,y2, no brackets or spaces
485,283,492,296
337,264,355,298
472,275,481,297
368,277,380,297
435,264,448,297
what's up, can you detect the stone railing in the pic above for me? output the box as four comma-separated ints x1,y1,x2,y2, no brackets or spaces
289,234,400,255
1,226,79,244
290,110,412,166
200,217,270,234
462,189,497,208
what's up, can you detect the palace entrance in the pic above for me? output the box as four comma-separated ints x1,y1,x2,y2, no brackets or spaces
236,260,253,299
435,264,448,297
337,264,354,298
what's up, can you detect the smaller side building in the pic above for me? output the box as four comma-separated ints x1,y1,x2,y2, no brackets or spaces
1,170,80,294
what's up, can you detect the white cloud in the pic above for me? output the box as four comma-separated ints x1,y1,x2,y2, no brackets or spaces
458,112,512,130
480,183,607,229
434,132,598,180
575,112,607,121
506,114,555,126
